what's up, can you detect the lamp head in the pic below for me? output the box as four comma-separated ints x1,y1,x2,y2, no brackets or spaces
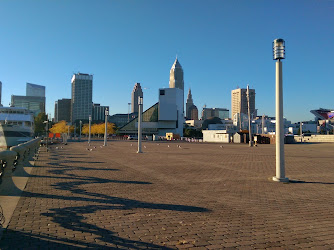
138,96,143,105
273,38,285,60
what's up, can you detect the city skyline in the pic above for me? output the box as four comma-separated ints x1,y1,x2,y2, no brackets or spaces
0,1,333,123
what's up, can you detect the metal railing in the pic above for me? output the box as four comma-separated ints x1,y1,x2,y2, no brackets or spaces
0,137,42,226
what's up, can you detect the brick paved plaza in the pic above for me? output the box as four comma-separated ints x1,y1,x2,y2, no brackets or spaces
1,140,334,249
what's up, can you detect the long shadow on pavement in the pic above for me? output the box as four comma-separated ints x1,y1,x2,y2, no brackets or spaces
289,179,334,185
0,148,209,249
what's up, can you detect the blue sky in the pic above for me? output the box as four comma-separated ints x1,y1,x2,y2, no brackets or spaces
0,0,333,123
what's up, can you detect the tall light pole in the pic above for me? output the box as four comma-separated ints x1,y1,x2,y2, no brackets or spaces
137,96,143,153
128,102,131,122
272,38,289,183
43,120,48,152
88,115,92,144
247,85,253,147
79,120,82,141
104,108,109,146
300,122,303,143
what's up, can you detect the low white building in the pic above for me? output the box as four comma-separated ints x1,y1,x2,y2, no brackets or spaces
203,130,232,143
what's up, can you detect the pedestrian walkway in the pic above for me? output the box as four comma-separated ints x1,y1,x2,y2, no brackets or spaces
1,141,334,249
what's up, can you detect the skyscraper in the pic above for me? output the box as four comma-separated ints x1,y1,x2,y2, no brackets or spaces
55,98,71,122
186,88,198,120
11,95,45,116
201,107,229,120
131,83,143,113
93,103,109,121
169,58,184,122
169,58,184,90
26,83,45,97
231,87,256,119
186,89,193,119
71,73,93,123
11,82,46,116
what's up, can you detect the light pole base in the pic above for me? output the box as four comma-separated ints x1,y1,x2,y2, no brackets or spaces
137,150,142,153
249,141,253,147
272,176,289,183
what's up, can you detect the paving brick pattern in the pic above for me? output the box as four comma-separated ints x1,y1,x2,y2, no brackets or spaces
1,141,334,249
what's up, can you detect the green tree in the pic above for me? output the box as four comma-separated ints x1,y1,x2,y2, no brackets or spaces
34,112,48,136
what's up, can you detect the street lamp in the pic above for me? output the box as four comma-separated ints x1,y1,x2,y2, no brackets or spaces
128,102,131,122
247,85,253,147
272,38,289,183
88,115,92,144
79,120,82,141
300,122,303,143
103,108,109,146
137,96,143,153
43,120,48,152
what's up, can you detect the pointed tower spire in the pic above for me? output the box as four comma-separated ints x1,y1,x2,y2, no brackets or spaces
169,58,184,90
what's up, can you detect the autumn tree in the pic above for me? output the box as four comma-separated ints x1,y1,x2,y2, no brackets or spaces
81,122,116,136
50,120,74,134
82,124,89,135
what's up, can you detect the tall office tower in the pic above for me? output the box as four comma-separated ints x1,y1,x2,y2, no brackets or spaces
55,98,71,122
93,103,109,121
26,83,45,97
131,83,143,113
231,88,256,119
186,88,194,119
201,107,229,120
169,58,184,90
189,105,198,120
11,95,45,116
169,58,184,122
71,73,93,124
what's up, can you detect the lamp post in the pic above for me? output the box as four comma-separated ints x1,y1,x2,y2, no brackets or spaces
104,108,109,146
300,122,303,143
128,102,131,122
247,85,253,147
43,120,48,152
88,115,92,144
272,38,289,183
79,120,82,141
137,96,143,153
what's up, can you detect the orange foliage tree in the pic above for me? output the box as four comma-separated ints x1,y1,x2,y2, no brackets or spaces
81,122,116,135
50,120,74,134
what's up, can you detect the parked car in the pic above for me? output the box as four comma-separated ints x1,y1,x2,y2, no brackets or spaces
127,135,138,140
